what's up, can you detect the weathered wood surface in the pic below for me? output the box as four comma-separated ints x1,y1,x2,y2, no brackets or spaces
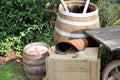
85,26,120,51
46,47,100,80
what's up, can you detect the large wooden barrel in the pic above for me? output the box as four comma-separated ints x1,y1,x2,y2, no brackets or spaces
23,42,49,80
54,0,100,44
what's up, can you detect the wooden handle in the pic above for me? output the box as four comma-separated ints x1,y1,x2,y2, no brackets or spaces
83,0,90,14
60,0,69,12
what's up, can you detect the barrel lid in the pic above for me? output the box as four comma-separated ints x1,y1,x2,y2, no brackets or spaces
26,45,48,55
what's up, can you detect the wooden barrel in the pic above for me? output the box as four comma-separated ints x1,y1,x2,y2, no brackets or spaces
23,42,49,80
54,0,100,44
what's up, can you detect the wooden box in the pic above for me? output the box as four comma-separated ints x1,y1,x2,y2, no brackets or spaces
46,47,100,80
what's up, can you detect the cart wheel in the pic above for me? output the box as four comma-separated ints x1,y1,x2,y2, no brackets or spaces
102,60,120,80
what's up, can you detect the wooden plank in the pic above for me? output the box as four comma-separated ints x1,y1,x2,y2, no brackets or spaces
90,48,101,80
91,62,97,80
55,72,90,80
85,26,120,51
54,60,90,72
46,59,55,80
97,47,102,80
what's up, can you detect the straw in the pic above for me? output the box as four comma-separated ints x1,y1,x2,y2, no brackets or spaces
60,0,69,12
83,0,90,14
114,19,120,25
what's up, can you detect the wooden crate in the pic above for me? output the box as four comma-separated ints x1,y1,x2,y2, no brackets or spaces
46,47,100,80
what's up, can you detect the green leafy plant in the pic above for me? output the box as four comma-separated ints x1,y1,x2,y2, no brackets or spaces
97,0,120,27
0,0,56,56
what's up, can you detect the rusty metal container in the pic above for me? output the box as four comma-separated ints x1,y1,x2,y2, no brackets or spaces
23,42,49,80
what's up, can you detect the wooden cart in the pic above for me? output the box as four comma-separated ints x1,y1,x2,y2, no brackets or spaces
85,26,120,80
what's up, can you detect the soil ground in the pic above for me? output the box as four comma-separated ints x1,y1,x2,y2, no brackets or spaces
0,50,21,65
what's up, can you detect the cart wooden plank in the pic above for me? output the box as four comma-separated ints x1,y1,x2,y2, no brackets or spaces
85,26,120,51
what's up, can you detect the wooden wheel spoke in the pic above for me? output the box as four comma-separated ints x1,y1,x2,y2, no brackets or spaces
115,67,119,73
115,67,120,73
110,68,120,80
108,76,115,80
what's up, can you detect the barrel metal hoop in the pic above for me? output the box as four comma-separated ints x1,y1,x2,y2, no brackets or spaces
24,70,45,75
58,8,98,17
57,16,99,26
22,53,45,60
23,62,45,67
55,26,88,38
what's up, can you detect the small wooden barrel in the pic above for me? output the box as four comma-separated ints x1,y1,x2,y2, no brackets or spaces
23,42,49,80
54,0,100,44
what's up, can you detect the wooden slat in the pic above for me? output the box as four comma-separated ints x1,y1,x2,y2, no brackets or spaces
85,26,120,51
91,62,97,80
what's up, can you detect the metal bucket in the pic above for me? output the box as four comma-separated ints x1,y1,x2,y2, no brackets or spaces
23,42,49,80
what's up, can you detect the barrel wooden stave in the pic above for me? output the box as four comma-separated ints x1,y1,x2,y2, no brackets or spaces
25,72,43,80
23,57,45,66
23,63,46,75
58,12,99,22
55,19,100,32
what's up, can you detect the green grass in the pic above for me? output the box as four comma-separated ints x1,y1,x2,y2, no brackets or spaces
0,61,25,80
0,60,47,80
